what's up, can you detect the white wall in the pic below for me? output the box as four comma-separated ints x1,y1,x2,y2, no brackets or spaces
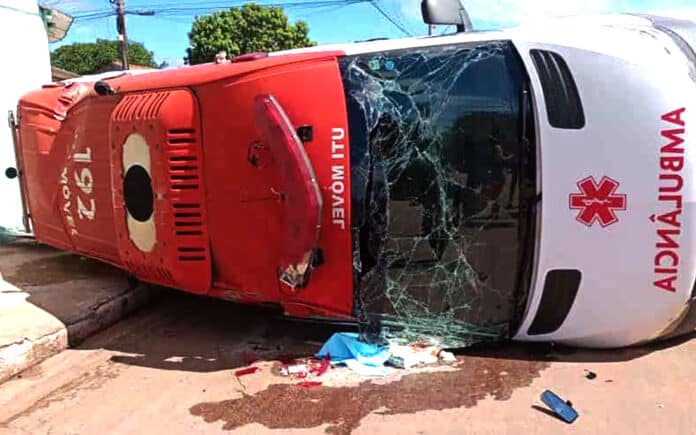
0,1,51,232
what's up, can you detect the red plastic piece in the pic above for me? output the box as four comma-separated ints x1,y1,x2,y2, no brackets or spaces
297,381,322,388
234,367,260,377
310,354,331,377
16,48,355,321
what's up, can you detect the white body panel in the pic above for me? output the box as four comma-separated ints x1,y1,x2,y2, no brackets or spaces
0,1,51,232
512,18,696,347
278,14,696,347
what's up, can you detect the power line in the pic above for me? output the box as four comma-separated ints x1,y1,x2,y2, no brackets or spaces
368,0,413,37
155,1,370,16
377,0,420,36
73,0,371,20
70,0,421,41
126,0,361,8
0,4,43,16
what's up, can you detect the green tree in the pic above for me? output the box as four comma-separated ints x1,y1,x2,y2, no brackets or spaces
51,39,158,75
185,3,315,65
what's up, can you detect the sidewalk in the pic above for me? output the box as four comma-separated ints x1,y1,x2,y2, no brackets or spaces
0,240,158,383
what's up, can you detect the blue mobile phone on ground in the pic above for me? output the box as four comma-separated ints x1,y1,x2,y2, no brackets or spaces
540,390,579,424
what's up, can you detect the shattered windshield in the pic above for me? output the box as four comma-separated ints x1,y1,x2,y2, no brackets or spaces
341,40,536,347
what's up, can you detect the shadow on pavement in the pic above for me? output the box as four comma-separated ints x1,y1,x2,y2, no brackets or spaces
2,242,125,288
80,290,353,373
71,283,696,374
459,330,696,364
530,405,566,422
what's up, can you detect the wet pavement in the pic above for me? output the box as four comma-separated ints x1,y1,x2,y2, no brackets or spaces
0,290,694,434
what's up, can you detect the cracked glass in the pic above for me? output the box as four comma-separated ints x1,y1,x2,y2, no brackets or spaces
341,41,537,347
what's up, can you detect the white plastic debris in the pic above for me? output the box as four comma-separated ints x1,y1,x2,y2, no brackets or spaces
438,350,456,362
280,363,308,376
388,344,440,369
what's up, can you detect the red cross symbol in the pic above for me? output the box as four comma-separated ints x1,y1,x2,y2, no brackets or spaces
569,176,627,227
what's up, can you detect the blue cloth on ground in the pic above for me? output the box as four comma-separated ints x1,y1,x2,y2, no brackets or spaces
316,333,390,376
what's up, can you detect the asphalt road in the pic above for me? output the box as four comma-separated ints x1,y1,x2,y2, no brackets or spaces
0,290,694,435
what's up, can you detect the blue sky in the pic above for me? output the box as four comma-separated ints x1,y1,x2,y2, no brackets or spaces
44,0,696,67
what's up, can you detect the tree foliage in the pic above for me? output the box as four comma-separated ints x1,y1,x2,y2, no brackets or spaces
185,4,315,65
51,39,157,75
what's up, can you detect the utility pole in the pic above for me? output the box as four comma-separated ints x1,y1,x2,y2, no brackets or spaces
115,0,129,70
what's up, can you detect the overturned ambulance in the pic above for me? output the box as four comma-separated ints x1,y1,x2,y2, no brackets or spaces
7,3,696,348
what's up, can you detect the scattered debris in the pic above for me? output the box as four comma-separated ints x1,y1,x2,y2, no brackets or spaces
540,390,579,424
584,370,597,380
316,333,390,376
310,355,331,377
249,333,462,387
280,364,309,377
273,353,332,387
386,356,408,369
312,332,462,376
234,367,260,377
297,381,322,388
388,343,440,369
438,350,457,363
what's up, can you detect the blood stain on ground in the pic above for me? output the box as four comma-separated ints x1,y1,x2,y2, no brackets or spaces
190,350,549,434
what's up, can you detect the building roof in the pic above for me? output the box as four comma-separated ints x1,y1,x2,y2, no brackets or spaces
97,61,156,74
51,66,78,81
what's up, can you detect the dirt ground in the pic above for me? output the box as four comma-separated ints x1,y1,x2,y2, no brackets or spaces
0,290,694,435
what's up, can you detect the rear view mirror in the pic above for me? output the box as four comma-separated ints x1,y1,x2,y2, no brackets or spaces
421,0,473,32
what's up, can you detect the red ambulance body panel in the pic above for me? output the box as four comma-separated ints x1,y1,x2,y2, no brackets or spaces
16,50,353,318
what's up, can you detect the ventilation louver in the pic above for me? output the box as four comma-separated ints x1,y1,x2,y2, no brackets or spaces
530,50,585,129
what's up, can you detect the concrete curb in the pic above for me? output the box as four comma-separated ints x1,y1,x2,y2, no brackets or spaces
0,282,159,384
65,284,160,347
0,329,68,384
